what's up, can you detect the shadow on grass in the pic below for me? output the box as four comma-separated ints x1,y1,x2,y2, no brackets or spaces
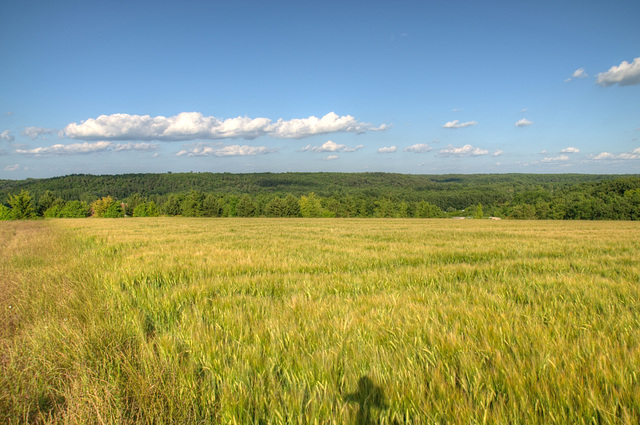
345,375,398,425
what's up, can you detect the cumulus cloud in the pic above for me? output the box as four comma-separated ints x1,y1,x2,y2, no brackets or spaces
565,68,587,82
325,155,339,161
404,143,432,153
175,143,277,157
515,118,533,127
442,120,478,129
299,140,363,153
596,57,640,87
63,112,387,141
1,130,15,142
15,141,158,156
542,154,569,162
438,144,489,156
4,164,20,171
21,127,57,140
592,147,640,160
377,145,397,153
493,150,504,157
561,147,580,153
268,113,386,138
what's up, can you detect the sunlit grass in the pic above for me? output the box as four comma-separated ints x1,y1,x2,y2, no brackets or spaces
1,218,639,423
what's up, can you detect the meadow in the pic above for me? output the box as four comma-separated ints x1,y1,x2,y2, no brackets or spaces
1,218,639,424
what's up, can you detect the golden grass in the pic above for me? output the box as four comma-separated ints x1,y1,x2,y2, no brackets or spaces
1,218,639,424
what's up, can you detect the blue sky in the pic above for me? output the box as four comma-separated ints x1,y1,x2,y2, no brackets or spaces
1,0,639,179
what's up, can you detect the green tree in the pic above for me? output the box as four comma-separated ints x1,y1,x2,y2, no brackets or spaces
181,190,204,217
236,194,256,217
133,203,149,217
9,190,36,219
374,198,395,218
624,189,640,220
282,194,301,217
222,195,238,217
103,202,124,218
37,190,57,215
91,196,116,217
203,194,224,217
264,196,284,217
146,201,159,217
43,204,63,218
299,193,323,218
415,201,443,218
162,194,183,216
125,193,146,216
58,201,91,218
0,204,11,220
475,203,484,219
133,202,159,217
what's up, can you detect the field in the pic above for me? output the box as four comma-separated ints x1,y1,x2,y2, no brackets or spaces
1,218,639,424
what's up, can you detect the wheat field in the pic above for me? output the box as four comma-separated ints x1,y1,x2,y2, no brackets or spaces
1,218,639,424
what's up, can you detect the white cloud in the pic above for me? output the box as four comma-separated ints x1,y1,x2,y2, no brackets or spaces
404,143,432,153
515,118,533,127
593,152,615,160
21,127,57,140
15,141,158,156
112,142,158,152
268,112,386,138
63,112,387,141
442,120,478,129
175,143,277,157
542,154,569,162
300,140,363,153
561,147,580,153
596,57,640,87
565,67,587,82
572,68,587,78
592,147,640,160
438,144,489,156
4,164,20,171
1,130,15,142
492,150,504,157
377,145,397,153
325,155,339,161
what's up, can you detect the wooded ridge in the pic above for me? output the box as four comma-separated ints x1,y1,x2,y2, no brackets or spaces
1,172,639,220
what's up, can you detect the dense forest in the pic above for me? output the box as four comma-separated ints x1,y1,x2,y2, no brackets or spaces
1,172,639,220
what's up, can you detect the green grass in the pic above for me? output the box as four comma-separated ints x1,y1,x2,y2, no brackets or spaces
1,218,639,424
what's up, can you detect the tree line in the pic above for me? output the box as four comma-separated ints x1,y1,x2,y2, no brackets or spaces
1,173,639,220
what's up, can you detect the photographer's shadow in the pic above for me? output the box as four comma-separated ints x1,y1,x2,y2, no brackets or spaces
344,376,392,425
